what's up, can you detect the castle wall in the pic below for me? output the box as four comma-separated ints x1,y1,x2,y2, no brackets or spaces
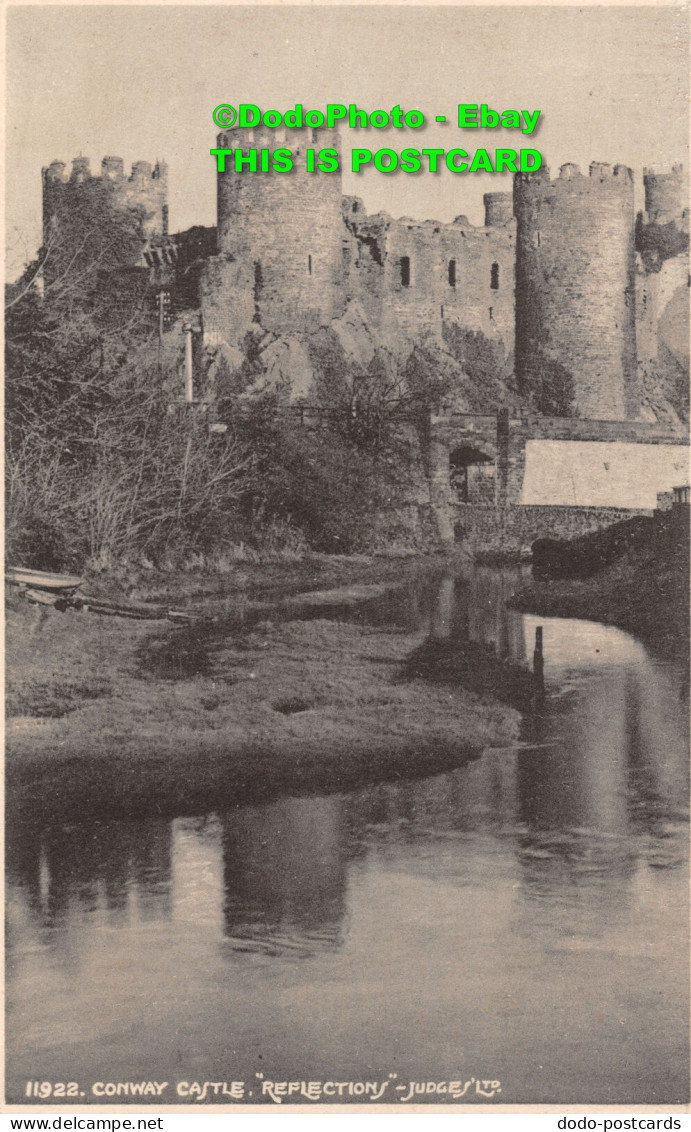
636,253,689,369
514,162,638,420
199,255,255,349
38,143,687,434
377,218,446,347
452,504,654,557
521,439,689,508
342,203,515,356
439,221,515,346
432,410,688,522
340,199,389,338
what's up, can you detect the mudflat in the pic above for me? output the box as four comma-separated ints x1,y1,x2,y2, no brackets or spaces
6,566,521,832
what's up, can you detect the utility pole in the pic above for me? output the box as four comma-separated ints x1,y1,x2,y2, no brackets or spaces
158,290,164,371
184,325,194,403
158,290,170,372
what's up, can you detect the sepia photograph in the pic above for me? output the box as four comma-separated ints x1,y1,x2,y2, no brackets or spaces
4,1,690,1114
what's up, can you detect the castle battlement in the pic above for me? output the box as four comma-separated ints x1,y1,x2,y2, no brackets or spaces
43,156,168,185
514,161,634,200
38,144,688,425
216,126,341,155
41,154,169,276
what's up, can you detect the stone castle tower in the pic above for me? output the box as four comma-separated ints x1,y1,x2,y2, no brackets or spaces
514,162,638,420
42,155,169,285
201,126,346,347
643,163,685,223
38,139,687,425
635,165,689,413
201,128,517,359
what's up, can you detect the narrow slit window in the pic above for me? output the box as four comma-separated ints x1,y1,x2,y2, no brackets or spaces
448,259,456,288
489,307,494,321
491,262,500,290
400,256,411,287
308,254,312,276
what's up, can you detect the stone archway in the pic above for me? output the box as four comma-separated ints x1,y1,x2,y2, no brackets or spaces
449,444,496,503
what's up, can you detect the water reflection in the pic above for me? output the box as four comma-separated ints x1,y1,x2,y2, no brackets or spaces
7,819,172,931
221,796,348,953
428,568,528,663
6,568,689,1104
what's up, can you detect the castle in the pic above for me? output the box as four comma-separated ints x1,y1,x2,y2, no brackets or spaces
37,135,690,547
41,129,689,426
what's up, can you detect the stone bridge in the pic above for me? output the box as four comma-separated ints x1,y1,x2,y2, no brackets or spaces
279,402,689,549
429,410,689,547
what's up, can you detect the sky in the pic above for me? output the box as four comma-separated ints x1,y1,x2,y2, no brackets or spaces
5,4,689,278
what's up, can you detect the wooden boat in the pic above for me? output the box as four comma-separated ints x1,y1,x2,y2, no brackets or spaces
7,568,199,621
6,567,83,591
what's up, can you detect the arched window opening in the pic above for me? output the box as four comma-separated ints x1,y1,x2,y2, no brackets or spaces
449,446,495,504
448,259,456,288
491,262,500,289
400,256,411,287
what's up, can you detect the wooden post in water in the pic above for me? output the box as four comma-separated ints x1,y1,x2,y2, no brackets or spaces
533,625,545,695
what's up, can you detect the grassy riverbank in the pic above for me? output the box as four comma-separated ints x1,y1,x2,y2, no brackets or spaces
6,558,522,832
510,508,689,657
80,548,438,606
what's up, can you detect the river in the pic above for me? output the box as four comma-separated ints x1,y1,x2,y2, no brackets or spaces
6,567,689,1106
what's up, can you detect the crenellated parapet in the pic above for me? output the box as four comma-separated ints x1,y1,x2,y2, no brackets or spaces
216,124,341,157
514,160,634,198
42,155,169,280
35,140,687,425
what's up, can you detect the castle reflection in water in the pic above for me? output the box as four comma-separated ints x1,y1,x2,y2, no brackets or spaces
8,569,688,961
5,569,689,1107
